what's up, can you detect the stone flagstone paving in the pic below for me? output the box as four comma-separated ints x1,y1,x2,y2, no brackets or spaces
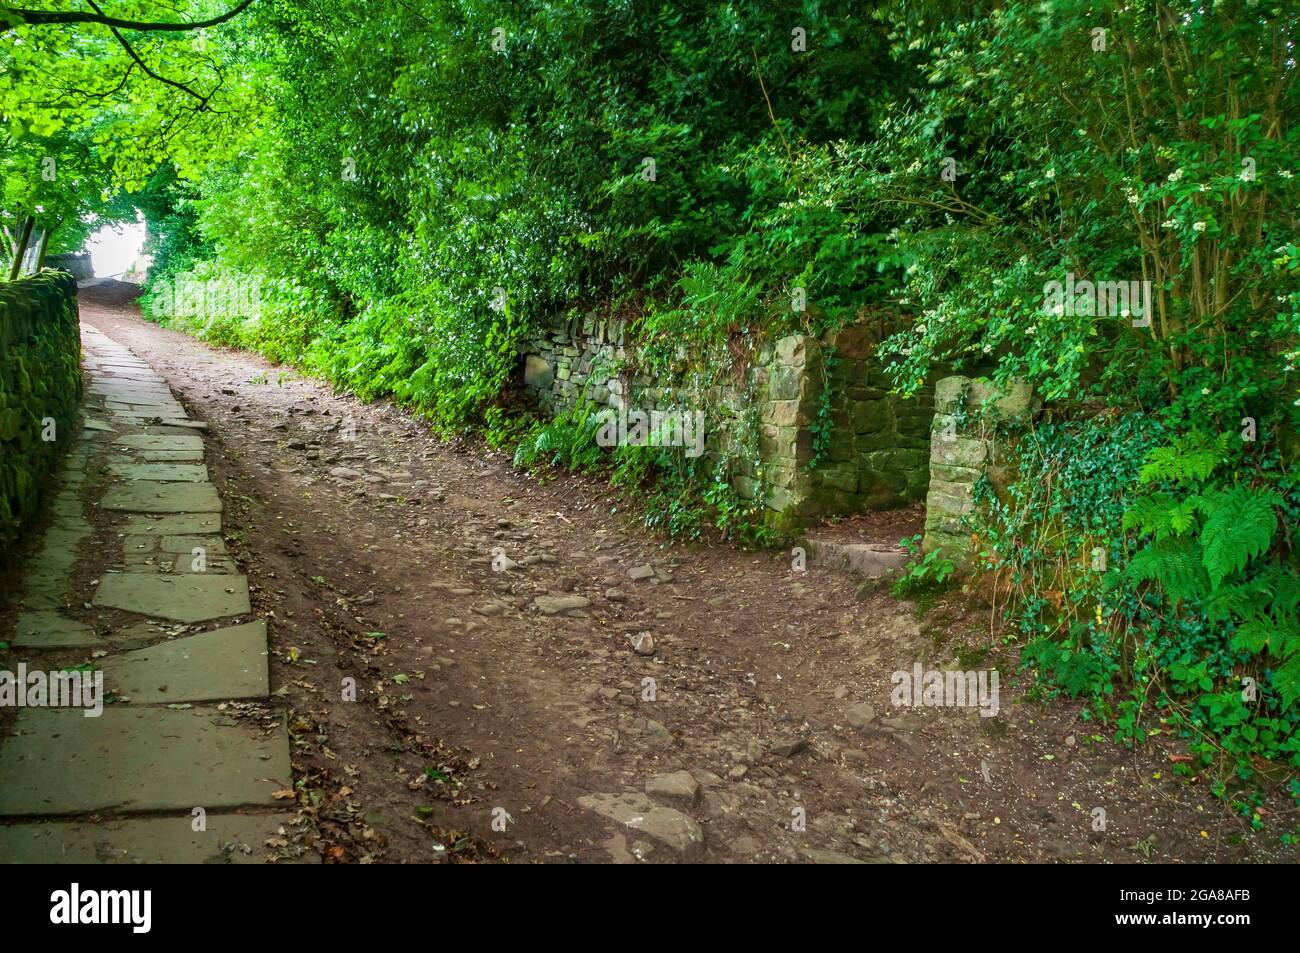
0,322,299,863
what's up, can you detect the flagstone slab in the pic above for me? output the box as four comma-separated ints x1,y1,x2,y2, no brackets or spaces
28,527,88,574
21,575,68,609
92,573,250,622
101,621,268,704
89,380,170,391
126,534,227,556
20,527,89,606
82,419,115,433
160,535,226,555
145,424,207,436
111,404,180,412
110,414,186,425
0,707,290,816
89,389,174,404
49,496,84,520
102,482,222,513
107,463,209,482
12,611,104,649
0,813,305,864
115,434,204,452
97,366,152,375
123,553,237,574
123,534,234,574
118,513,221,535
107,621,189,645
140,449,204,462
106,401,185,413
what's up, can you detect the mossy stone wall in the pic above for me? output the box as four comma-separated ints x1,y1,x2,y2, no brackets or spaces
0,271,82,562
521,313,935,529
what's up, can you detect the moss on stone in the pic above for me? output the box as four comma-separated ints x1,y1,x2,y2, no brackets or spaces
0,271,81,566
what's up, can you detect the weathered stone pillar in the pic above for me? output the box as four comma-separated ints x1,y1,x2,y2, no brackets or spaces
923,376,1036,568
752,333,819,531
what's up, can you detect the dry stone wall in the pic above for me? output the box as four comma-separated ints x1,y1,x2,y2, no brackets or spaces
520,313,935,529
0,271,82,561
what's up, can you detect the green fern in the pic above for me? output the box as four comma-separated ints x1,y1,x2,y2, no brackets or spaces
1137,430,1228,487
1122,491,1200,540
1255,563,1300,626
1122,491,1178,537
1197,486,1281,589
1230,617,1282,654
1275,654,1300,709
1203,576,1269,624
513,405,604,471
1123,537,1209,605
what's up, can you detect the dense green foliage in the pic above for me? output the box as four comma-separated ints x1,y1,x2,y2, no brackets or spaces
2,0,1296,814
860,0,1299,806
123,1,905,427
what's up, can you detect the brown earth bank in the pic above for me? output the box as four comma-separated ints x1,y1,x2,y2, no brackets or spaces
60,280,1298,864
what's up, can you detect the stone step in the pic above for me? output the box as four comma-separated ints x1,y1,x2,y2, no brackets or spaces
803,538,907,578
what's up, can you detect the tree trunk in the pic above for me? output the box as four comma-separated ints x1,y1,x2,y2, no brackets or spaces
34,218,61,270
6,215,34,281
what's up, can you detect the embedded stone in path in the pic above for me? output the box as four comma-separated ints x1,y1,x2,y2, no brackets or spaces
115,434,204,452
100,621,268,704
145,424,207,437
13,611,104,649
0,813,304,864
534,594,591,615
577,792,705,857
93,573,250,622
107,462,209,483
0,707,291,815
102,482,222,514
645,770,700,806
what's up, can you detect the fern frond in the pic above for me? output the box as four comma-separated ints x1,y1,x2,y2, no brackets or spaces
1203,578,1266,624
1123,491,1177,537
1198,486,1282,589
1137,431,1228,487
1258,564,1300,625
1230,617,1278,654
1124,537,1209,605
1272,654,1300,708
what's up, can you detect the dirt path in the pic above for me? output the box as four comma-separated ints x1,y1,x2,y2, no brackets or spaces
59,281,1297,864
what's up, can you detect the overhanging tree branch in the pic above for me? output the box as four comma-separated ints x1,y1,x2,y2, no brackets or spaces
85,0,215,109
1,0,254,31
